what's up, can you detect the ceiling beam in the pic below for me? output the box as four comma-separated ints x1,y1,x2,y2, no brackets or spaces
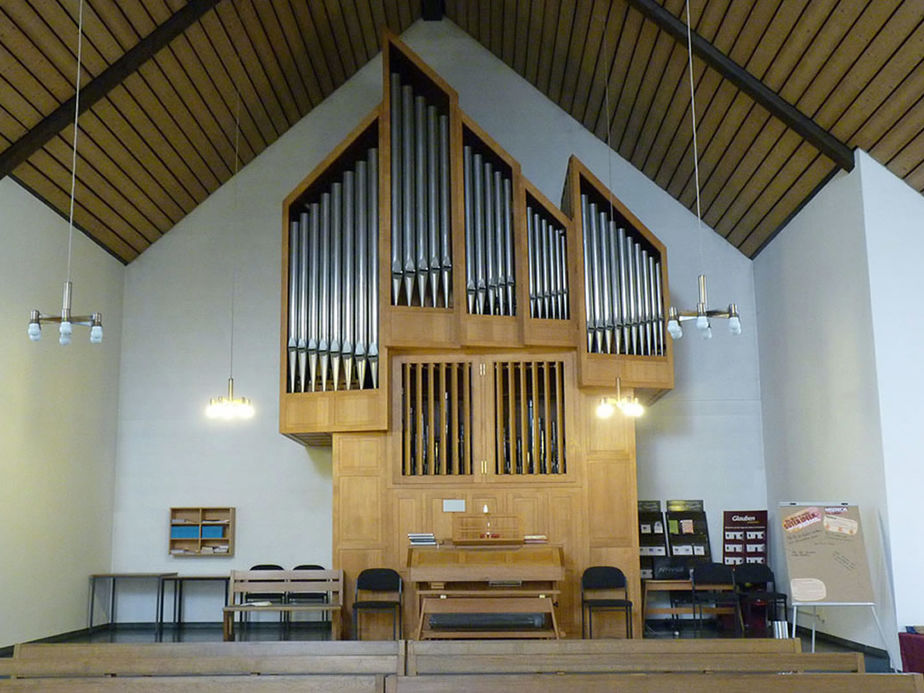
626,0,855,172
0,0,221,180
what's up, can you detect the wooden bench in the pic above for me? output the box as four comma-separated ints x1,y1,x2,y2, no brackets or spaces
222,569,342,641
406,637,803,673
387,672,924,693
405,638,859,675
0,641,402,692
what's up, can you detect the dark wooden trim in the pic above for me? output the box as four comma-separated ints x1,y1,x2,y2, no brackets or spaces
626,0,855,172
0,0,221,180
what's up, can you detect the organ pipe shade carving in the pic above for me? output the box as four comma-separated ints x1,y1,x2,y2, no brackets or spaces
580,192,664,357
401,362,473,476
494,361,567,475
390,72,452,309
286,146,380,393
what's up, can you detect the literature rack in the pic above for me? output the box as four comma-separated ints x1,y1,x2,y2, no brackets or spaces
638,500,667,579
665,499,710,562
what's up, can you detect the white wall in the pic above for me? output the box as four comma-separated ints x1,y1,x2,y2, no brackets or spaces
400,20,766,561
110,18,765,619
754,157,898,657
0,177,124,647
109,45,384,622
860,150,924,631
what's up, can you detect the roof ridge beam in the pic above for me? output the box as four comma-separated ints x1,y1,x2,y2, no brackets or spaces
0,0,221,180
626,0,855,171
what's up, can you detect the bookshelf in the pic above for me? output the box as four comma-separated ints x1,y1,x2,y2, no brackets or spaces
169,507,235,557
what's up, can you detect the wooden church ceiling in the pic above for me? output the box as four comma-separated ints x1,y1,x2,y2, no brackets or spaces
0,1,922,263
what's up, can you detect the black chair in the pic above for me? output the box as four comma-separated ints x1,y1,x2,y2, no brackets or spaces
651,556,695,631
287,564,329,628
690,562,743,635
242,564,286,630
581,566,633,638
353,568,402,640
734,563,788,636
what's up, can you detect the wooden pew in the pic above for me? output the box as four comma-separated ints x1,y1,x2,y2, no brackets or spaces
222,569,342,641
0,676,382,692
387,672,924,693
405,637,803,674
0,641,402,691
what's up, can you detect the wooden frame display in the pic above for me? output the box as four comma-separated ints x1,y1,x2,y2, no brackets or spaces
169,507,235,557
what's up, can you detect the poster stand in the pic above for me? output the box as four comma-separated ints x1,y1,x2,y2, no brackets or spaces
780,501,892,669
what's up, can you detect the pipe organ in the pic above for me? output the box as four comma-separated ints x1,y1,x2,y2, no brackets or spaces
580,192,664,358
280,32,674,637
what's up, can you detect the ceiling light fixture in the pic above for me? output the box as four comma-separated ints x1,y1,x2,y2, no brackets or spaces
205,57,253,421
596,377,644,419
27,0,102,346
665,1,741,341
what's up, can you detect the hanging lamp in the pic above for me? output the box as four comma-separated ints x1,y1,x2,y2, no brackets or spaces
665,0,741,341
27,0,102,346
205,52,253,421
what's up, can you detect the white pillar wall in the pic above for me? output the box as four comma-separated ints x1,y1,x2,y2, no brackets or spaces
0,177,124,648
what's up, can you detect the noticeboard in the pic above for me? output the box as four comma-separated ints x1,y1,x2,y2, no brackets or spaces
779,502,874,604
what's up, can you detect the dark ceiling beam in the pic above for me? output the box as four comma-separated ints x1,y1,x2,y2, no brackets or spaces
626,0,855,172
0,0,221,180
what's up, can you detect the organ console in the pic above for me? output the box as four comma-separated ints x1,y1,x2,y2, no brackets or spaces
280,30,674,638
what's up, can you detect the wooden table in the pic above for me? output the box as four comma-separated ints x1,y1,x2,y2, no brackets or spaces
642,579,737,621
408,544,564,639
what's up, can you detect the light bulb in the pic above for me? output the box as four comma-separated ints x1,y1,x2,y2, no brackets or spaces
702,325,712,339
667,319,682,340
596,398,615,419
728,315,741,335
90,324,103,343
618,398,644,417
59,321,72,345
695,314,709,331
28,322,41,341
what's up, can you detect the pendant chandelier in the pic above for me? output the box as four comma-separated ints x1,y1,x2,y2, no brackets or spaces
666,0,741,341
27,0,102,346
205,53,253,421
596,378,644,419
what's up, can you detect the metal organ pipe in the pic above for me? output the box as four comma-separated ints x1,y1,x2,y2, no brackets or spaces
463,145,475,314
287,220,299,393
368,148,379,387
401,85,415,306
427,105,440,308
390,73,402,305
286,145,380,393
439,115,451,308
577,195,664,357
414,95,428,306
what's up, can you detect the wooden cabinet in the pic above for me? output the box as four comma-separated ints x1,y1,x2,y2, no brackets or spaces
169,507,235,557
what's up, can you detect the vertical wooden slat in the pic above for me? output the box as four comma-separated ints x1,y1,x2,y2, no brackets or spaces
495,362,504,475
543,362,552,475
416,362,425,475
515,363,529,474
401,363,411,476
530,361,540,475
507,362,517,475
463,363,472,475
428,362,436,475
554,361,565,474
450,363,459,475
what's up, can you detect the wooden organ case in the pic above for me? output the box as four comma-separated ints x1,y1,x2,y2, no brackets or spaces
280,32,674,639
